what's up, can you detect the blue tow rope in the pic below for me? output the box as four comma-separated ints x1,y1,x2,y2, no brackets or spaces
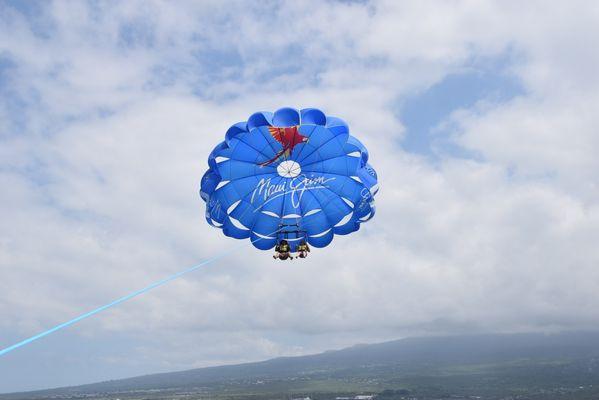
0,246,242,357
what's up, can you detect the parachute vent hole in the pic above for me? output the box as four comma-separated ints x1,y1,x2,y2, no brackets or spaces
277,160,301,178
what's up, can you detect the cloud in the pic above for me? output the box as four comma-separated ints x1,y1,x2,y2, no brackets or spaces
1,0,598,393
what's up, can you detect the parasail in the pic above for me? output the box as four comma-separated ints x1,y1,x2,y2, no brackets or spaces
199,107,378,254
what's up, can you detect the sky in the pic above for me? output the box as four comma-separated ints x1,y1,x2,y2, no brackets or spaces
1,0,599,393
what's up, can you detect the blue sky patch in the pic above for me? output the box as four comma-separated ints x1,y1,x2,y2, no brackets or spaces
398,54,525,159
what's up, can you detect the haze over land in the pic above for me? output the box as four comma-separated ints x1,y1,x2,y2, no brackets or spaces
2,0,599,394
4,332,599,400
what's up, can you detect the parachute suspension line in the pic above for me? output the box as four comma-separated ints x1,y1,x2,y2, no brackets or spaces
0,232,281,358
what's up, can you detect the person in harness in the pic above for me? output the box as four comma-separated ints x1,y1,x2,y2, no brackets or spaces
273,239,293,260
297,239,310,258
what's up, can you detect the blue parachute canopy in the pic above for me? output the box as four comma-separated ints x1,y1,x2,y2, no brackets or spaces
200,107,378,252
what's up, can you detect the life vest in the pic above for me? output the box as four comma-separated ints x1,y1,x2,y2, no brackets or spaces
279,243,290,252
297,244,308,252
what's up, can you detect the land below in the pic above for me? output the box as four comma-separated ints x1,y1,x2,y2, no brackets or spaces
3,332,599,400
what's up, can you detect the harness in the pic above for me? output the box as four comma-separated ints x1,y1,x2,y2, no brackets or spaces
276,223,307,248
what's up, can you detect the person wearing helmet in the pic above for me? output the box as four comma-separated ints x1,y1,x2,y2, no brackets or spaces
297,239,310,258
273,239,293,260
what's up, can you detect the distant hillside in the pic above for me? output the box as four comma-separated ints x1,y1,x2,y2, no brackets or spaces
4,331,599,400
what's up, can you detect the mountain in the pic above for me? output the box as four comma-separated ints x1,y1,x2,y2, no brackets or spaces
4,331,599,400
